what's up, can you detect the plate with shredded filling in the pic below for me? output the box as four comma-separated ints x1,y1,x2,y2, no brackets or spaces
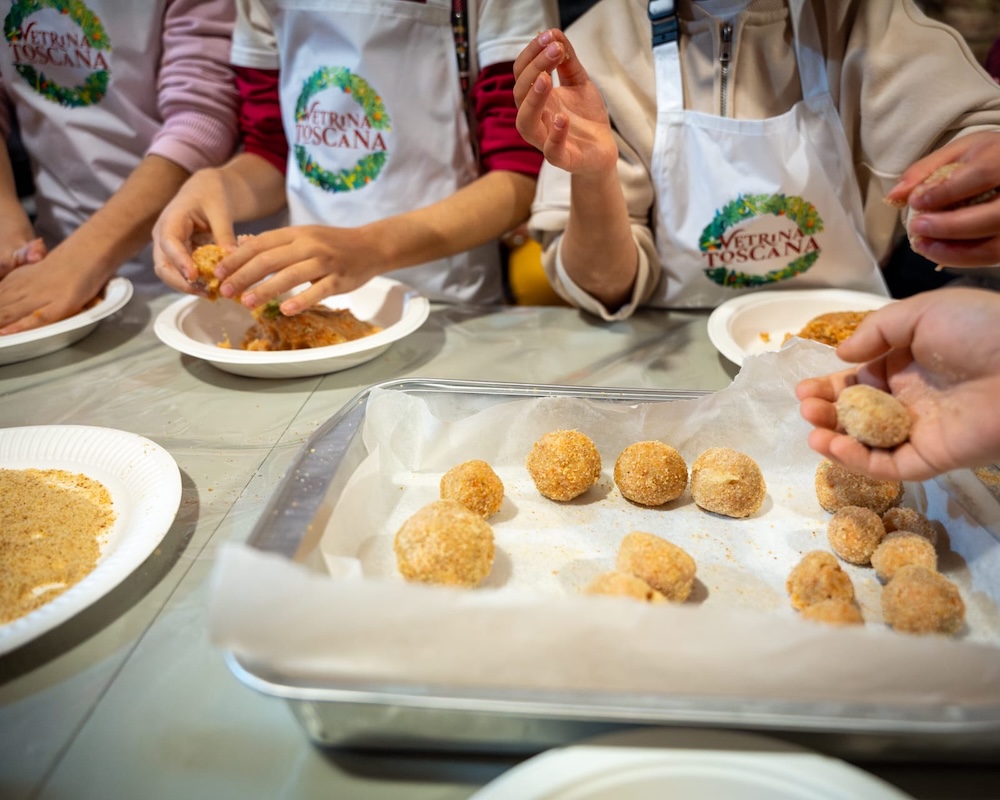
707,288,894,365
0,277,133,367
154,276,430,379
0,425,181,655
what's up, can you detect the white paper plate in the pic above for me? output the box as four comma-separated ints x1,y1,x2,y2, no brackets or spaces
707,288,893,365
0,277,133,366
470,729,914,800
0,425,182,655
154,276,430,379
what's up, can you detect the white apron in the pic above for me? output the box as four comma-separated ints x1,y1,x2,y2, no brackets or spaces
647,0,888,308
1,0,165,274
272,0,503,304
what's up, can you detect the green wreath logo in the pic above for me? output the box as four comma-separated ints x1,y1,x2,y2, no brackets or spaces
699,193,824,288
294,67,391,194
4,0,111,108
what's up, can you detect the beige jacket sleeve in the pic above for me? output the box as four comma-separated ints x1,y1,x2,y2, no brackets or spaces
530,0,1000,318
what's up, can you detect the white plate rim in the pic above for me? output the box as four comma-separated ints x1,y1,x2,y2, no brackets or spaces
153,275,429,366
469,728,913,800
0,424,182,655
0,276,133,352
706,288,893,365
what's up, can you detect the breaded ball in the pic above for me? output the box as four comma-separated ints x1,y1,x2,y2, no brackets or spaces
881,565,965,635
689,447,766,518
613,441,688,507
191,243,225,298
584,571,668,604
786,550,856,611
815,459,903,514
871,532,938,583
836,384,911,449
827,505,885,565
439,459,504,518
882,507,938,547
795,311,871,347
393,499,495,588
615,531,696,602
526,429,601,502
800,598,865,626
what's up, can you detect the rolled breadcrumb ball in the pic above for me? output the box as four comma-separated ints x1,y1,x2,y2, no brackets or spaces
613,440,688,507
881,565,965,635
835,384,911,449
440,459,504,518
800,598,865,626
871,532,938,583
881,506,938,547
827,505,885,565
815,459,903,515
690,447,766,518
786,550,855,611
615,531,696,602
394,499,495,588
584,571,668,604
526,429,602,502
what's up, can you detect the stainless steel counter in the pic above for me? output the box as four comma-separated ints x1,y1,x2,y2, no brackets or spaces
0,284,996,799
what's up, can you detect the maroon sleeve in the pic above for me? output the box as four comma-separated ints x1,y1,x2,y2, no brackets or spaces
987,36,1000,82
471,62,544,177
234,66,289,175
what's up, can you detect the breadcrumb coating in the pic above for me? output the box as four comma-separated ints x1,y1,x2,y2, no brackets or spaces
394,500,495,588
613,441,688,507
836,384,911,449
439,460,504,518
800,598,865,626
786,550,855,611
881,565,965,635
615,531,696,602
881,507,938,547
871,532,937,583
526,429,602,502
815,459,903,514
827,505,885,565
584,571,668,604
690,447,766,518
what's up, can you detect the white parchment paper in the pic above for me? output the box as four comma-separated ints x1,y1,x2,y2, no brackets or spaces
210,340,1000,708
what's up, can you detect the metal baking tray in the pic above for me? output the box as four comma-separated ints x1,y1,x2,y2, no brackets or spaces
226,378,1000,762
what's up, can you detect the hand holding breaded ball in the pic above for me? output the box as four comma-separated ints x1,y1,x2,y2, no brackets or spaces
815,459,903,515
526,429,601,501
827,505,885,565
881,565,965,635
836,384,911,449
690,447,766,518
615,531,696,602
394,499,495,588
440,459,504,518
613,441,687,507
584,571,668,604
786,550,855,611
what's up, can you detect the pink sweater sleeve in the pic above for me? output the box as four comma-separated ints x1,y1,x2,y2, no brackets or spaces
147,0,240,173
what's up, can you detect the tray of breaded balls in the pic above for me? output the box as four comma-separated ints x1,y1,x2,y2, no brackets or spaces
210,341,1000,761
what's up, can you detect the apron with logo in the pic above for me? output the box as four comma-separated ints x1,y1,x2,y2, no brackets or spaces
272,0,502,304
646,0,888,308
1,0,164,271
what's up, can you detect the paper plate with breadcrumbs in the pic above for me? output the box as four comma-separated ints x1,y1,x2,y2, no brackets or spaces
0,425,181,655
707,288,894,365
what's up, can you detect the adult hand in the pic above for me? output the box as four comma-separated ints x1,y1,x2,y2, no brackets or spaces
512,29,618,176
213,225,381,315
153,167,238,294
884,131,1000,267
795,288,1000,481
